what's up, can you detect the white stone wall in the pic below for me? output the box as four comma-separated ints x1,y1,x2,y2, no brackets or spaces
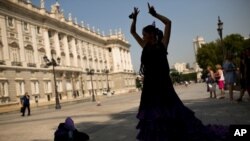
0,0,136,104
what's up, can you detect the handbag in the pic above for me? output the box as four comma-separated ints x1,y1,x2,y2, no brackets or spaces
20,107,24,113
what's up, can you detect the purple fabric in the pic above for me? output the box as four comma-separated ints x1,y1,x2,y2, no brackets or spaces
65,117,75,130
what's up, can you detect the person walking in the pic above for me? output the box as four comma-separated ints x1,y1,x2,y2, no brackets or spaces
237,48,250,102
215,64,225,99
207,66,217,99
129,3,228,141
21,92,30,116
223,54,237,101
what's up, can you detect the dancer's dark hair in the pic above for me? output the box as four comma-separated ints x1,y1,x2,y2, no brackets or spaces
142,25,163,43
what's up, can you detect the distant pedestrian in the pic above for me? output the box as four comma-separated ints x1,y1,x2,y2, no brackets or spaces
237,48,250,102
223,54,237,101
215,64,225,99
207,66,217,98
54,117,89,141
21,92,30,116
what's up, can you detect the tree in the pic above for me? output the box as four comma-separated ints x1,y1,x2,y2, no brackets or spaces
196,34,245,71
170,70,181,84
196,41,222,70
223,34,244,66
135,77,142,90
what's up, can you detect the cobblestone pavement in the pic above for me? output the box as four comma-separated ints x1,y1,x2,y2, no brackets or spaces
0,83,249,141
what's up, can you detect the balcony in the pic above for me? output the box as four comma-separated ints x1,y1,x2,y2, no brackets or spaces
0,60,5,65
11,61,22,66
27,63,36,67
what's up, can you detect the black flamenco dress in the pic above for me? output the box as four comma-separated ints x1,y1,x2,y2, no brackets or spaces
136,42,229,141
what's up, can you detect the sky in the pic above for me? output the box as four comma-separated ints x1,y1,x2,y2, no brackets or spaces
32,0,250,72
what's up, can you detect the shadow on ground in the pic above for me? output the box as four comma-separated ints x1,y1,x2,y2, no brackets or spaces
73,98,250,141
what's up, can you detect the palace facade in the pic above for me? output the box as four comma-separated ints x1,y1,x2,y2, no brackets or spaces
0,0,136,104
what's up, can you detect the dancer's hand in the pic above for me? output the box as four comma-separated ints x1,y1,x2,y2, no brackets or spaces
129,7,140,20
148,3,157,16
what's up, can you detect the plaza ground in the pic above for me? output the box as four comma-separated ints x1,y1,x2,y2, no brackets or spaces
0,83,249,141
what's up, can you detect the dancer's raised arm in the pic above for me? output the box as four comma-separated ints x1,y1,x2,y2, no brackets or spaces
148,3,171,49
130,7,145,48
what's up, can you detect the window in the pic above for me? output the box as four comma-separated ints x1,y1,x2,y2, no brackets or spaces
36,26,41,34
77,56,81,67
58,34,62,40
0,81,9,97
70,54,74,66
66,80,72,91
48,31,53,38
10,47,20,62
102,80,106,89
83,59,87,70
16,81,25,96
7,17,14,27
108,48,112,52
87,81,91,90
39,52,46,65
26,49,34,64
75,80,80,90
0,43,3,61
44,81,52,93
56,81,63,92
60,54,65,66
82,46,86,56
23,22,29,31
31,81,39,95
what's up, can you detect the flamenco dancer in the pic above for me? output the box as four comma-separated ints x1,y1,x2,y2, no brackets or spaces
129,3,229,141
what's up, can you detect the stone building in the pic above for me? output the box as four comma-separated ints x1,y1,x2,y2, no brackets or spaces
0,0,136,104
192,36,205,81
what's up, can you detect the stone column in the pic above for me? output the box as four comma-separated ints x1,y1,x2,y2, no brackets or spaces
0,15,9,63
125,50,129,71
127,51,133,71
86,42,90,69
112,46,121,72
62,35,70,66
16,20,25,64
53,32,61,58
30,25,39,65
71,38,77,67
43,27,51,59
77,40,83,68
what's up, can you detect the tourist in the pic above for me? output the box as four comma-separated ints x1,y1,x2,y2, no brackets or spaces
215,64,225,99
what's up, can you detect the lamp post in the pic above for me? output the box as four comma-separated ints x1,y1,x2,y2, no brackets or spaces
86,68,95,102
43,55,61,109
217,16,224,58
102,67,110,95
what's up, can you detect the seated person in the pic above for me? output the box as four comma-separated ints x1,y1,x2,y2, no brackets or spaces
54,117,89,141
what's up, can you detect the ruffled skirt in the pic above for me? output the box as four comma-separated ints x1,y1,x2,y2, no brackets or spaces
136,85,229,141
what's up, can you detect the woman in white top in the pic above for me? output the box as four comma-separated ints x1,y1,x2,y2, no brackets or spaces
215,64,225,99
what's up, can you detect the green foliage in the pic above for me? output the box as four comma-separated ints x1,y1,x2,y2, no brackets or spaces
196,41,223,70
170,70,181,84
170,70,197,84
181,72,197,82
135,77,142,90
196,34,247,70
